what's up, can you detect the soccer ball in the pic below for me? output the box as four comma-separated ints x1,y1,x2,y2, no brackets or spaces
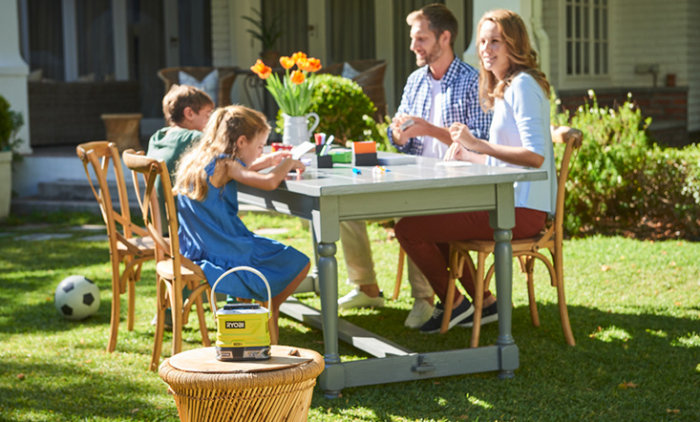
55,275,100,320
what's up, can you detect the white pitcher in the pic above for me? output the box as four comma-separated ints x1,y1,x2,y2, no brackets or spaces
282,112,320,146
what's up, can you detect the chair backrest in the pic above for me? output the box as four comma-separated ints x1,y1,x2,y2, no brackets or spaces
156,66,241,107
121,150,181,273
76,141,135,247
549,126,583,247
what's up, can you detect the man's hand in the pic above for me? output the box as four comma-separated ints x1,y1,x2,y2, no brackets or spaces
391,115,428,146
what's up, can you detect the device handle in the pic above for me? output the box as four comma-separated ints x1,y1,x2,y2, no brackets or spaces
210,266,272,319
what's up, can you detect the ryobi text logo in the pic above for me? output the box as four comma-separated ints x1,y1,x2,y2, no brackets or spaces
225,321,246,329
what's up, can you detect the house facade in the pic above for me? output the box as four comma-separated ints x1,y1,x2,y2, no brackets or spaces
2,0,699,196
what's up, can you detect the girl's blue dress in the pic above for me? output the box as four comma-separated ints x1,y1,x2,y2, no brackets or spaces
177,155,309,302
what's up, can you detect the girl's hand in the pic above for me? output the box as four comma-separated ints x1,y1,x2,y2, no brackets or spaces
286,158,306,174
249,151,292,171
265,150,292,166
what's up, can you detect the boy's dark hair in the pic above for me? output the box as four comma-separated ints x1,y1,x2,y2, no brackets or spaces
162,84,214,125
407,3,458,48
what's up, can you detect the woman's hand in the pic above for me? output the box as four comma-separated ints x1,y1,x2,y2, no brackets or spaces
444,142,468,161
444,142,486,164
449,122,477,150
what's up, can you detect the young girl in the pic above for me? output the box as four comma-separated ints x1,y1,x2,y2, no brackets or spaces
174,105,310,344
395,9,556,333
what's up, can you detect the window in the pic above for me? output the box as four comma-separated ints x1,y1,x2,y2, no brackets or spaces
565,0,608,76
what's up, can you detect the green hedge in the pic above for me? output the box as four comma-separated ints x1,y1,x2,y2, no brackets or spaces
551,90,700,239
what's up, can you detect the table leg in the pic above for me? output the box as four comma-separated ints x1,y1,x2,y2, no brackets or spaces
493,228,518,379
316,241,342,397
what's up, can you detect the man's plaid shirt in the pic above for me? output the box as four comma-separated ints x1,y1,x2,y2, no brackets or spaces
389,58,492,155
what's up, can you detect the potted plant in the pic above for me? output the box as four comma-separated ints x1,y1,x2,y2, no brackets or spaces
0,94,24,219
251,52,323,145
242,8,283,66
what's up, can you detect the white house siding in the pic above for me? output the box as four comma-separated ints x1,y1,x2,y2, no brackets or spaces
542,0,561,91
612,0,696,131
541,0,697,134
612,1,686,88
211,0,231,66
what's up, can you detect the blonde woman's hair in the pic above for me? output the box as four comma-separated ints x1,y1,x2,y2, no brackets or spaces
174,105,270,201
477,9,550,110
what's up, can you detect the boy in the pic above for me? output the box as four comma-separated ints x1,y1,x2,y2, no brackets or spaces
146,84,214,329
147,84,214,224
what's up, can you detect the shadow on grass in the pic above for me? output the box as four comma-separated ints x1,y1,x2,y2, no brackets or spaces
304,303,699,421
0,361,179,421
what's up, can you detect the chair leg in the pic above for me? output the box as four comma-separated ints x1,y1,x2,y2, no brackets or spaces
524,257,540,327
107,260,121,353
127,276,136,332
170,281,183,357
126,262,144,332
469,251,487,348
192,285,211,347
556,271,576,346
392,247,405,300
150,277,167,371
441,246,464,334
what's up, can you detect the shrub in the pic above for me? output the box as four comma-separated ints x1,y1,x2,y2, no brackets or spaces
551,90,700,239
0,94,24,161
277,74,381,144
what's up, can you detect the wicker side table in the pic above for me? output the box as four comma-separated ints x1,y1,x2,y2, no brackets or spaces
159,345,324,422
101,113,142,152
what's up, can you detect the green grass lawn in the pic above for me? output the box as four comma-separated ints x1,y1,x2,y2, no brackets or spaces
1,212,698,421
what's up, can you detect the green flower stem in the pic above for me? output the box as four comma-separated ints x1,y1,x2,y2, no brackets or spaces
264,70,314,116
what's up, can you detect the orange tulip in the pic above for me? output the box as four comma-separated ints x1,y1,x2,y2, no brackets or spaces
291,51,307,65
301,57,322,72
250,59,271,79
279,56,295,70
290,70,305,84
296,58,310,72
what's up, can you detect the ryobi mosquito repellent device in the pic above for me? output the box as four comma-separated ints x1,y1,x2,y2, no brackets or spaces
210,266,271,361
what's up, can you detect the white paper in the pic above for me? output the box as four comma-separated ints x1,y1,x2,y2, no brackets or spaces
291,142,317,160
436,160,473,167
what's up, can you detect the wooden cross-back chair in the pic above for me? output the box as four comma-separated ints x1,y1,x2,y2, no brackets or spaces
121,149,212,371
76,141,155,353
441,126,582,346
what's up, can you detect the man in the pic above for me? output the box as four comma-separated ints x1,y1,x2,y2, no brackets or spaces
338,3,492,329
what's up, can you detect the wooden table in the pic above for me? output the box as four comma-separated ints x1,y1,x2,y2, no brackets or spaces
237,152,547,398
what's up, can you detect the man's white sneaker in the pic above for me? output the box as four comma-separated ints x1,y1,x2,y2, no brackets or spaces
404,298,435,329
338,288,384,310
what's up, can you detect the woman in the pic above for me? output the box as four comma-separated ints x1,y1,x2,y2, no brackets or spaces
394,9,556,333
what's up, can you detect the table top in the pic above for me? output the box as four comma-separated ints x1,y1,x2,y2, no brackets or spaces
166,346,318,374
278,151,547,197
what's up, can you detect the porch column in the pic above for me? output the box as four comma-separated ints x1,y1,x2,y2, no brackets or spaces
0,0,31,155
